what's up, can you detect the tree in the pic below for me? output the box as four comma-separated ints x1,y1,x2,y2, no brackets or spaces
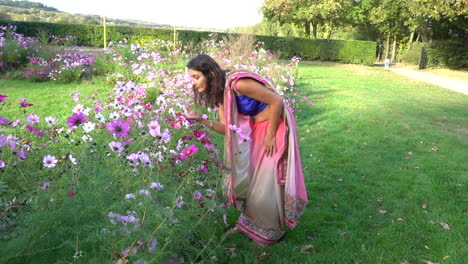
262,0,353,39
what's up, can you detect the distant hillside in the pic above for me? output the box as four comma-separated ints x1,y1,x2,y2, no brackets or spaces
0,0,172,28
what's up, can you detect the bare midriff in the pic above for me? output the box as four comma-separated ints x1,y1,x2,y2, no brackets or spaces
252,105,282,123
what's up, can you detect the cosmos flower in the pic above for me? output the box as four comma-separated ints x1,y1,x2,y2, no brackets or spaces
125,193,136,200
26,114,40,124
95,113,106,123
43,155,58,168
149,182,164,191
45,116,57,125
18,97,33,107
193,191,203,201
109,141,124,153
179,144,198,159
82,122,96,133
69,154,78,165
0,94,7,102
41,182,50,189
107,119,131,137
67,112,87,127
0,116,10,126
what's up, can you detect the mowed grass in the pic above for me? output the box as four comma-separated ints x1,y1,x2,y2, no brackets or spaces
222,62,467,264
1,63,467,263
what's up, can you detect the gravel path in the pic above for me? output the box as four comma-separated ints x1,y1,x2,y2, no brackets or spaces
388,67,468,95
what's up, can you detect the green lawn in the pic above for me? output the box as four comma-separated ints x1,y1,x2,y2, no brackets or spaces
1,62,467,263
223,62,467,263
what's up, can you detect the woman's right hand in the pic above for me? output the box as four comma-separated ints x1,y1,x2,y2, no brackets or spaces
184,108,202,121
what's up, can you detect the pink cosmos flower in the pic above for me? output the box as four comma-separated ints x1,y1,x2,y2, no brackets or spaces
148,239,158,254
109,141,124,153
138,189,150,197
228,124,242,134
170,121,182,129
125,193,136,200
179,144,198,159
43,155,58,168
193,129,206,141
193,191,203,201
41,182,50,189
11,118,21,127
149,182,164,191
175,195,184,208
26,114,40,124
198,164,208,173
107,119,131,137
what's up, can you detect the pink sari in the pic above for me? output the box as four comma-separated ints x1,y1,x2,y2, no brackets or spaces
223,71,308,245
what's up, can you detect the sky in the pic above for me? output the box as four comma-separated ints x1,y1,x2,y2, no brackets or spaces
34,0,265,29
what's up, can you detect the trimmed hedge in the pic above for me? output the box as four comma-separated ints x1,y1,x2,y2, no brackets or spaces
257,36,376,65
400,40,467,69
1,20,377,65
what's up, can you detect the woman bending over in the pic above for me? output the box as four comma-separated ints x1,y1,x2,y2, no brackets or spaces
185,54,308,246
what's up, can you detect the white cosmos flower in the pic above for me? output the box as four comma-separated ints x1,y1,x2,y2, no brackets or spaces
45,116,57,125
69,154,78,165
95,113,106,123
82,122,96,133
82,135,93,142
109,112,120,120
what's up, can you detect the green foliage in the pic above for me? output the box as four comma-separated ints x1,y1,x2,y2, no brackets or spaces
426,40,468,69
1,21,378,65
400,43,427,65
400,40,467,69
259,36,377,65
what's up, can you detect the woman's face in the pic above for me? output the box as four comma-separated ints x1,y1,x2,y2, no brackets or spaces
188,69,208,93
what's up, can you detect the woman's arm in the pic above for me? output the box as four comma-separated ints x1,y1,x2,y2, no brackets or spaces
185,105,225,135
235,78,283,157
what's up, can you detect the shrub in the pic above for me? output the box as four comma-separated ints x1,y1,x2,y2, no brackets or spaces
3,21,377,65
399,40,467,69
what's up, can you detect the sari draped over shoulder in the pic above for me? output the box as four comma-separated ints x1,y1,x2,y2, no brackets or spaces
223,71,308,245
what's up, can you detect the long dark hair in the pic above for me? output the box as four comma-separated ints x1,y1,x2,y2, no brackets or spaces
187,54,226,108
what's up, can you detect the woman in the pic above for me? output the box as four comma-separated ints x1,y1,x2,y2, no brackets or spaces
185,54,308,246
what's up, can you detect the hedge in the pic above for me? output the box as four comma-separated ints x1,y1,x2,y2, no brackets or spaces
1,20,377,65
400,40,467,69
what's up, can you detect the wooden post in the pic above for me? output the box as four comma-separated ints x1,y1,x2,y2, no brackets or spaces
103,16,107,50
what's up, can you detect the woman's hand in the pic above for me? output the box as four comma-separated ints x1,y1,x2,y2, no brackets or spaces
264,135,276,157
184,108,202,121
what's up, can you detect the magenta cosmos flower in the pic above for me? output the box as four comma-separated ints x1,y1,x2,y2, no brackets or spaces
18,97,33,107
67,112,87,127
0,94,7,102
107,119,131,137
0,116,10,126
179,144,198,159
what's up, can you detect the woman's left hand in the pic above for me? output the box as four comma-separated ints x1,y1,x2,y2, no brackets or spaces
264,136,276,157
